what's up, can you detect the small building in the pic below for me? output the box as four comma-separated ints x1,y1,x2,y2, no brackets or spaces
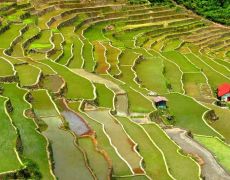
153,96,168,109
217,83,230,102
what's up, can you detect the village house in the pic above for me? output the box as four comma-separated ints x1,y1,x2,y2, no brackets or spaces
217,83,230,102
153,96,168,109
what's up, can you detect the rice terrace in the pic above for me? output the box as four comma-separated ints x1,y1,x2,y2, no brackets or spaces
0,0,230,179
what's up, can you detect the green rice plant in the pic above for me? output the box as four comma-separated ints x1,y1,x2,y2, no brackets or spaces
118,65,147,94
82,39,96,72
162,38,182,52
113,30,141,48
160,53,183,93
165,93,218,136
194,135,230,172
184,52,229,90
30,90,59,117
84,21,108,41
119,49,139,65
11,43,24,57
204,103,230,144
52,33,63,50
15,62,39,79
114,175,149,180
22,25,40,41
1,83,54,179
226,51,230,58
162,51,199,72
68,36,84,68
0,24,24,49
29,29,52,51
104,32,126,50
143,123,200,180
7,10,29,22
0,58,14,77
72,108,132,176
122,85,154,113
135,55,168,94
103,42,121,75
57,42,72,65
38,9,65,29
116,116,171,179
197,54,230,78
15,64,40,87
93,41,109,74
86,110,142,172
42,59,94,100
78,137,110,179
182,72,212,101
23,17,36,25
153,40,165,51
0,96,22,173
95,83,114,109
30,90,94,179
59,26,75,41
49,50,62,61
24,58,56,76
20,25,40,55
213,58,230,70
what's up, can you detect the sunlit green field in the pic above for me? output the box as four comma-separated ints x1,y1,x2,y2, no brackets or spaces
0,0,229,179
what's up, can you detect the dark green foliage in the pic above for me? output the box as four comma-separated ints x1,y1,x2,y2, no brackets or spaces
174,0,230,25
148,0,174,6
1,159,42,179
128,0,149,4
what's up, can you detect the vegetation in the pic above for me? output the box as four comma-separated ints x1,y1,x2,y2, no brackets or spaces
0,97,22,173
95,83,114,108
194,135,230,172
0,0,229,179
174,0,230,25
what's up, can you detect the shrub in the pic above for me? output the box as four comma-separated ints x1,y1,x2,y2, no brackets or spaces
128,0,149,4
174,0,230,25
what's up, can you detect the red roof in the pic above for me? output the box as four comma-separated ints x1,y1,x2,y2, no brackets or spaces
217,83,230,97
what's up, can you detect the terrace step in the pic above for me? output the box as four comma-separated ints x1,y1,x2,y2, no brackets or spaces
165,128,230,180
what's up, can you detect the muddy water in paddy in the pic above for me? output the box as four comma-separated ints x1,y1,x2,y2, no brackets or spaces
42,117,94,180
116,94,129,116
86,109,142,172
31,90,94,179
62,111,90,136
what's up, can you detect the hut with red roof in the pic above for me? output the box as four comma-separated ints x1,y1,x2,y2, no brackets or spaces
217,83,230,102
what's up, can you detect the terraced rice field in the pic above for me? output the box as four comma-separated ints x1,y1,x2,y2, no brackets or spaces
0,0,229,179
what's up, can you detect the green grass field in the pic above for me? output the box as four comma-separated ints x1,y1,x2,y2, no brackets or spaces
165,93,218,136
116,116,171,179
0,96,22,173
0,0,229,179
0,58,14,76
194,136,230,172
1,83,53,179
95,83,114,108
15,64,40,87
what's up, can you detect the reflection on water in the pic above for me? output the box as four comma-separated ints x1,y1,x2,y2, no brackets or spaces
62,111,90,136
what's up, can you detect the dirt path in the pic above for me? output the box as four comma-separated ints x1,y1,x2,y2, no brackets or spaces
165,128,230,180
72,69,129,115
72,69,125,94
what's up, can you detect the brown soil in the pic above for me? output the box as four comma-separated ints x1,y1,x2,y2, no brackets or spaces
41,75,64,93
133,167,144,174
